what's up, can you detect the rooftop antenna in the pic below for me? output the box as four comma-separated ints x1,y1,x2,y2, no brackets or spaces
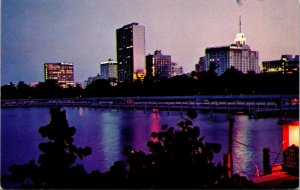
239,15,242,33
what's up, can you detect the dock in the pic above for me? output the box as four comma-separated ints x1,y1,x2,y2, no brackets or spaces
251,171,299,189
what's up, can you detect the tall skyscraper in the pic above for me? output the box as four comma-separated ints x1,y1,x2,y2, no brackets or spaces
44,62,74,88
146,50,172,78
205,16,259,76
116,22,145,83
100,59,118,80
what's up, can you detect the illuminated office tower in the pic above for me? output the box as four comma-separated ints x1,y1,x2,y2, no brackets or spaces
44,62,74,88
116,22,145,83
205,16,259,75
146,50,172,78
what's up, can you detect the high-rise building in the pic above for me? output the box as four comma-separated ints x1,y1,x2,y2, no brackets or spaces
116,22,145,83
262,55,299,74
205,16,259,76
146,50,172,78
44,62,74,88
100,59,118,80
205,45,259,75
195,56,206,72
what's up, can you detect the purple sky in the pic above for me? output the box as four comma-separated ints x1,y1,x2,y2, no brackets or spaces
2,0,299,84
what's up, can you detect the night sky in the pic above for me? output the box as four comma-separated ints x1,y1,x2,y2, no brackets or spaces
2,0,299,84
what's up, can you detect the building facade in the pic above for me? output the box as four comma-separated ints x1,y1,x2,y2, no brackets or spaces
100,59,118,80
262,55,299,74
171,62,183,77
146,50,172,78
205,44,259,76
85,74,101,86
44,62,74,88
205,17,259,76
116,23,145,83
195,56,206,72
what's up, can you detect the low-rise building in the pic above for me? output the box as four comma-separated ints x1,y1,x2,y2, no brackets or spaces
85,74,101,86
100,59,118,80
262,55,299,74
195,56,206,72
171,62,183,77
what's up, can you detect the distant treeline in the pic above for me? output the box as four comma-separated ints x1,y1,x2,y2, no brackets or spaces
2,67,299,99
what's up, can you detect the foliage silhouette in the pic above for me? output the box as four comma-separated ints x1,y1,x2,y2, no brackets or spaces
2,108,258,189
84,79,111,97
34,79,64,98
16,81,33,99
1,82,17,99
108,109,256,189
1,69,299,99
2,107,92,189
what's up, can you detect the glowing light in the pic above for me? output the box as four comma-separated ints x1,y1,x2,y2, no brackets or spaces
282,121,299,150
289,125,299,145
150,112,160,142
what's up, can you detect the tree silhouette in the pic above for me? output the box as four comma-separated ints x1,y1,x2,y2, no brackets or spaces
105,109,256,189
34,80,63,98
0,108,265,189
220,66,244,95
16,81,33,98
84,79,111,97
2,107,92,189
208,61,219,77
1,71,299,98
1,82,17,99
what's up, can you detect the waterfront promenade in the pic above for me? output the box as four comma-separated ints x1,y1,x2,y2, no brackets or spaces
2,95,299,118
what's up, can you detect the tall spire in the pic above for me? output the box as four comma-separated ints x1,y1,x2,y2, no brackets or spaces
234,14,246,46
239,15,242,33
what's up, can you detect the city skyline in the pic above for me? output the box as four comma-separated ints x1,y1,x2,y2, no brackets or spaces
2,0,299,84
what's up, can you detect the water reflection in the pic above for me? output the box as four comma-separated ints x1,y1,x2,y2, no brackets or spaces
78,107,84,117
232,116,283,178
1,108,50,175
233,116,257,177
132,112,149,150
1,108,283,178
99,111,121,170
150,113,160,142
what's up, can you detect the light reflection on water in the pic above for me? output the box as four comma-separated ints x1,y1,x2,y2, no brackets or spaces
2,107,283,178
233,116,258,177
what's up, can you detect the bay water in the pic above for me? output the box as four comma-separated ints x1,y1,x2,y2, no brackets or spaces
1,107,283,178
